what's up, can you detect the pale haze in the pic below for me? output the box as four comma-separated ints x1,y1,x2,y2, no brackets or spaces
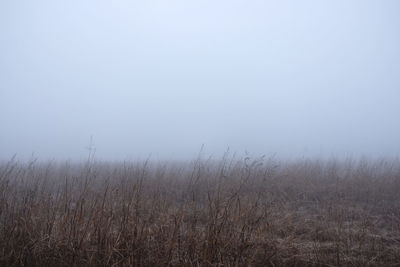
1,0,399,160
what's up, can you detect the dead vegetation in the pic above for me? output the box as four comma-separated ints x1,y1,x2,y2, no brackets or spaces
0,155,399,266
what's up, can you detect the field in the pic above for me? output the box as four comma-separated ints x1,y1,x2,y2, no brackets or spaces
0,155,400,266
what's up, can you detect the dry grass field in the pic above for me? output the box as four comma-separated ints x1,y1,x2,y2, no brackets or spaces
1,155,400,266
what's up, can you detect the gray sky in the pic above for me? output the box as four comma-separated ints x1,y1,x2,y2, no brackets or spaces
1,0,400,160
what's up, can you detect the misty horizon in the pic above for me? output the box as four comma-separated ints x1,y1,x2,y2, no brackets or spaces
1,0,400,161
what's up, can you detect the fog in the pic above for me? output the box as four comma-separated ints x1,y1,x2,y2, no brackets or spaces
1,0,399,161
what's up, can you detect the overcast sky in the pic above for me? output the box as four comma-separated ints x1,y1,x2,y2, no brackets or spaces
1,0,399,160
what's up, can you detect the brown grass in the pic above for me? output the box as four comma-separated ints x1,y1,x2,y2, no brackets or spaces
0,155,400,266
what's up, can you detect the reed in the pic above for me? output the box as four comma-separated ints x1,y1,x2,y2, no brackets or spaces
0,156,399,266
